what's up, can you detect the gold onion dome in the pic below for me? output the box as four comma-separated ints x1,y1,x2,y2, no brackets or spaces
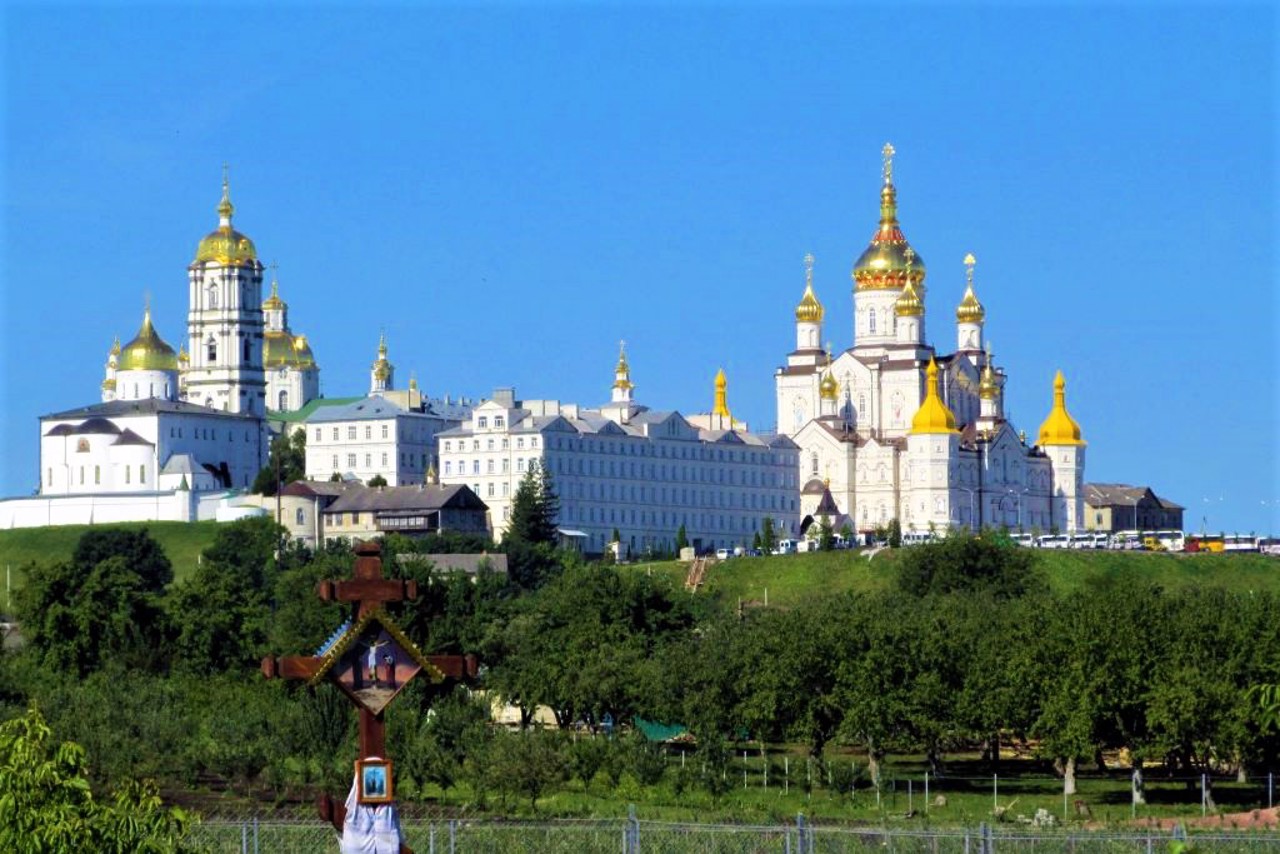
713,368,732,420
194,172,258,265
895,279,924,317
853,143,926,292
178,344,189,366
979,362,999,400
795,253,824,323
613,342,634,390
263,331,301,368
956,253,985,323
119,306,179,372
372,334,392,381
262,275,286,311
910,357,958,435
1037,371,1086,446
292,335,317,368
819,369,840,401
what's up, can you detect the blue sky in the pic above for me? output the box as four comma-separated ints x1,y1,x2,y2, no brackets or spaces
2,3,1276,534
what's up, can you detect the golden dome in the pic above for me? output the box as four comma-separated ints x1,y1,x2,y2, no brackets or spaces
819,369,839,401
956,252,985,323
193,173,258,266
262,276,286,311
292,335,317,368
713,368,731,420
910,357,958,435
178,344,189,366
263,330,301,368
895,279,924,317
372,333,392,381
852,143,926,292
118,307,178,372
613,342,634,390
101,377,116,391
795,253,824,323
1037,370,1086,446
979,362,999,400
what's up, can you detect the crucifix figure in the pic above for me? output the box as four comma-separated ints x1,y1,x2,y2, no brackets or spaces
262,541,478,853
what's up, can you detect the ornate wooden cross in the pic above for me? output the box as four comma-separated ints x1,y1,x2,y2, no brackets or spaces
262,540,478,849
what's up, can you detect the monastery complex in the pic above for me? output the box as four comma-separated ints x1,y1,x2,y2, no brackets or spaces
2,147,1090,547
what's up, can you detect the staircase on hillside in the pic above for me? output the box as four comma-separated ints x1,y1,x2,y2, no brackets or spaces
684,556,708,592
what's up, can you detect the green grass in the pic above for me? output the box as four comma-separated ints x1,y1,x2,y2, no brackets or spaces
625,548,1280,610
0,520,221,594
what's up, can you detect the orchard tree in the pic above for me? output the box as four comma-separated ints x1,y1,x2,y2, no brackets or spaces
252,427,306,495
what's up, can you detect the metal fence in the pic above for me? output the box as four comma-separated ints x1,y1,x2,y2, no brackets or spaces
187,815,1280,853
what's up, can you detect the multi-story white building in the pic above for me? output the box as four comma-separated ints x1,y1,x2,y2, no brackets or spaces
438,349,801,554
302,339,469,486
776,144,1086,535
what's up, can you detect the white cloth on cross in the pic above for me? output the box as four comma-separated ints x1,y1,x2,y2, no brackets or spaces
340,761,402,854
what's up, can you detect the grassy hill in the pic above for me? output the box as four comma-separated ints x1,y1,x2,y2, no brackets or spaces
627,547,1280,609
0,520,221,596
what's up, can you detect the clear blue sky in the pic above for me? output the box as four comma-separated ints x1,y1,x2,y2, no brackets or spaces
2,4,1276,534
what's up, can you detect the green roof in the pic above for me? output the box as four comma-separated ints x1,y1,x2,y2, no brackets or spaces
269,396,363,424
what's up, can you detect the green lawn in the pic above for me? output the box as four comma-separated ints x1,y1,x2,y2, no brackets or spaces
625,548,1280,610
0,520,221,594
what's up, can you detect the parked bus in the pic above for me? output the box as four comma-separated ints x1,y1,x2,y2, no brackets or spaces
1223,534,1261,553
1036,534,1071,550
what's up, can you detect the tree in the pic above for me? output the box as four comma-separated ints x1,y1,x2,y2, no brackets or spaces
0,705,194,852
759,517,777,554
895,533,1043,599
167,517,280,673
252,428,306,496
888,517,903,548
818,516,835,551
16,528,172,677
367,474,388,488
675,524,689,553
507,461,559,546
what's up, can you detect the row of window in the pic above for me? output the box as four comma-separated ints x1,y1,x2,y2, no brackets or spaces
443,435,536,453
167,426,252,441
474,415,506,429
53,464,146,486
329,452,430,471
317,424,392,442
445,433,789,467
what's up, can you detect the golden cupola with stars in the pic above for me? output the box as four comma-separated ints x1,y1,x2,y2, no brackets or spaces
194,169,258,266
611,340,635,404
1037,371,1085,446
853,143,926,292
910,358,958,435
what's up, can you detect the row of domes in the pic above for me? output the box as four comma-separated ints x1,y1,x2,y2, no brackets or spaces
794,145,987,326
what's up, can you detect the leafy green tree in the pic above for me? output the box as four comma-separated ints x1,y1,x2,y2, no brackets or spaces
895,533,1043,599
252,428,306,495
675,524,689,553
888,517,903,548
17,528,173,676
481,729,567,810
0,705,194,853
759,517,777,554
367,473,388,488
168,517,280,673
818,516,835,551
507,461,559,546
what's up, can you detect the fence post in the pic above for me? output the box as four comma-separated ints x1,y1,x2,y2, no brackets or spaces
796,813,807,854
429,822,436,854
1201,773,1207,817
449,819,457,854
252,816,258,854
924,771,929,814
993,773,998,815
908,778,913,814
785,756,790,795
240,821,247,854
628,803,639,854
1270,771,1274,809
744,751,749,789
964,827,970,854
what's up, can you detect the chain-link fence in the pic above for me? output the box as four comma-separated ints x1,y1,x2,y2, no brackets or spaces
187,815,1280,853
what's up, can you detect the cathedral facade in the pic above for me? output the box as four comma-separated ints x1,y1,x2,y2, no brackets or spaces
776,145,1086,536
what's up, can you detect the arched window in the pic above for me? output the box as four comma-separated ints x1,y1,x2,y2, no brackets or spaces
295,508,305,526
869,308,877,334
207,338,217,363
810,453,819,476
207,285,218,309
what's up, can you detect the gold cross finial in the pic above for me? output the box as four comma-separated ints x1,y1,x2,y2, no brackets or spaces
882,142,895,184
904,246,915,275
619,338,626,355
803,252,815,284
964,252,976,288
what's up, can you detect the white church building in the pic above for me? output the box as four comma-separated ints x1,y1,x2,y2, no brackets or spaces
776,145,1086,536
